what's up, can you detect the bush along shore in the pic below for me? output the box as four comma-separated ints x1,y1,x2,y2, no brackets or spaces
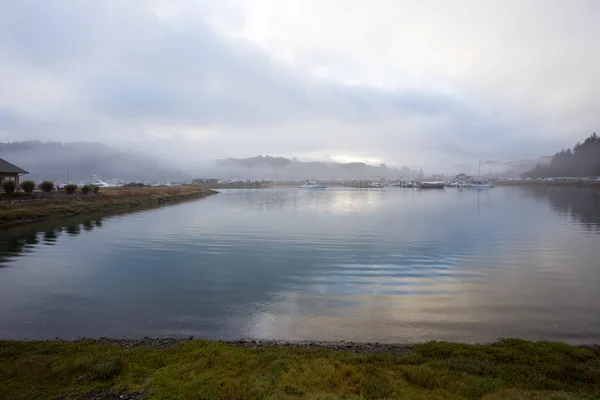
0,338,598,400
0,186,217,227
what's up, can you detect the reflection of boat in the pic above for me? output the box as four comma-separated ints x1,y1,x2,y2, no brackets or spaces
419,181,445,189
465,181,494,188
299,180,326,188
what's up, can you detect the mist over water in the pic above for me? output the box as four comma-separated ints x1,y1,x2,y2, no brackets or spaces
1,187,599,343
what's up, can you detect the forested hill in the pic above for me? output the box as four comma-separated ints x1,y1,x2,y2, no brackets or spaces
0,141,185,182
524,133,600,178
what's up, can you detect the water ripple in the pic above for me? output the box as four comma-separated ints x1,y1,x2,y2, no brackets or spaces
0,187,599,343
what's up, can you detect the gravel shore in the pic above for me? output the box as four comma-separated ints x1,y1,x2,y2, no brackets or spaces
95,337,186,350
226,339,413,356
92,336,412,356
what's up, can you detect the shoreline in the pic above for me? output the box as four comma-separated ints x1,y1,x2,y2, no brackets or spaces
200,183,273,189
2,337,598,399
495,179,600,187
15,336,600,353
0,186,217,228
29,337,417,355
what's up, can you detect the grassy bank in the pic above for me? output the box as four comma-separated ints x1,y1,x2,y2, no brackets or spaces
0,186,216,227
1,339,598,399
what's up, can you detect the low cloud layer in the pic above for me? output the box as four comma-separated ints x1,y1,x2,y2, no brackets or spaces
1,0,598,172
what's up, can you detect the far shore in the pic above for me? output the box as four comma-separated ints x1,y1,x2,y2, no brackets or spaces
1,337,598,399
0,185,217,228
495,179,600,187
200,182,273,189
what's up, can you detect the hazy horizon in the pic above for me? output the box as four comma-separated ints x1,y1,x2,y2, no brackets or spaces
1,1,598,172
1,140,550,181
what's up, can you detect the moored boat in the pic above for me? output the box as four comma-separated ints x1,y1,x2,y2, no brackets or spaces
419,181,445,189
299,180,326,188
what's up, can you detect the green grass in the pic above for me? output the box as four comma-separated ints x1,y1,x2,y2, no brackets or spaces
0,339,598,399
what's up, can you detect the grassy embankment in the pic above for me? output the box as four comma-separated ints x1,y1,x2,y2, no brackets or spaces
0,186,216,227
1,339,599,399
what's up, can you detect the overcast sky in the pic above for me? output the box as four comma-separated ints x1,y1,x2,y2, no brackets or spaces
1,0,598,170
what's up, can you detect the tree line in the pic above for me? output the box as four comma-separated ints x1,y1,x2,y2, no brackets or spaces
524,133,600,178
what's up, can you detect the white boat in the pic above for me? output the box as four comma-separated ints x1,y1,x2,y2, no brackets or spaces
92,175,111,187
299,180,326,188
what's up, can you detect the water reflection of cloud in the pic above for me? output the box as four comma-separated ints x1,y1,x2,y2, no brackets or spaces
2,188,600,343
226,187,391,215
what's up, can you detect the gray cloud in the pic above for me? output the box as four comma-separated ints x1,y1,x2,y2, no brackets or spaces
1,0,597,171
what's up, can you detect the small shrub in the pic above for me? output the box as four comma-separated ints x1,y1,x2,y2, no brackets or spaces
81,185,92,195
65,184,78,194
39,181,54,193
2,180,16,194
93,185,100,194
20,180,36,193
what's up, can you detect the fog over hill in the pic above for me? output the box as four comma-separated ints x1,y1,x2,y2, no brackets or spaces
453,157,552,177
2,141,555,182
209,156,554,180
524,133,600,178
209,156,419,180
0,141,186,182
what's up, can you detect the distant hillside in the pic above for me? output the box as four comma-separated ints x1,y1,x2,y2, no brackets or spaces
503,156,552,177
215,155,417,179
453,157,551,177
524,133,600,178
0,141,186,182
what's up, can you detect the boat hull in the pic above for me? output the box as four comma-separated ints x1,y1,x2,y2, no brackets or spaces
419,182,445,189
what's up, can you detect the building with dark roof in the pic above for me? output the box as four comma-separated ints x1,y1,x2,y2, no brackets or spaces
0,158,29,190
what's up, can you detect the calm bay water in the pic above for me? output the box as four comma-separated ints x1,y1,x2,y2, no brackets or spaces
1,187,599,343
